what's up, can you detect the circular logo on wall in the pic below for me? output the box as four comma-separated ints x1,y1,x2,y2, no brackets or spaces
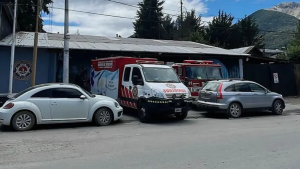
13,60,33,80
132,86,138,98
165,83,176,88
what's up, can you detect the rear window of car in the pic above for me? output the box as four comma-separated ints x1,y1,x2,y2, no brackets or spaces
202,82,220,92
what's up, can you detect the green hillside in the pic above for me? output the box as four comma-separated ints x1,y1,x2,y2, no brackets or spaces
250,9,299,49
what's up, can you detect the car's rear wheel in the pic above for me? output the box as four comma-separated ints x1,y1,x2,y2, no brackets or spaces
12,111,36,131
227,102,242,118
272,100,284,115
93,108,113,126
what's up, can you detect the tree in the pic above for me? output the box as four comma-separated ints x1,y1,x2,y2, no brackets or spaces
186,31,208,44
160,14,175,40
205,10,234,49
234,16,264,49
133,0,164,39
174,9,204,40
11,0,53,32
286,20,300,62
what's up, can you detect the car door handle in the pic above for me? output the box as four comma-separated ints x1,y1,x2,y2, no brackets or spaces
253,94,258,95
236,93,241,96
51,102,57,105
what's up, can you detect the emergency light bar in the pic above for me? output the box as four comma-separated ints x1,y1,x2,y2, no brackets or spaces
136,60,165,65
183,60,214,64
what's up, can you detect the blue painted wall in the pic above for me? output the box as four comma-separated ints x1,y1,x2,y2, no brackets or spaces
0,46,56,93
205,58,240,79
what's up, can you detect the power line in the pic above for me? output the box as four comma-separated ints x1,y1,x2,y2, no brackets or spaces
102,0,179,17
104,0,180,12
2,3,297,35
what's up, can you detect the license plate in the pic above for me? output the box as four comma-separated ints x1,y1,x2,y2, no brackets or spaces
175,108,182,112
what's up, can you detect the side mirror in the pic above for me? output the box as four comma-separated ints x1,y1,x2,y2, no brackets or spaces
132,75,143,85
80,95,86,99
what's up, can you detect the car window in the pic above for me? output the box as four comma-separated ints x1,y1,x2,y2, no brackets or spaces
31,89,52,98
123,67,131,82
235,83,251,92
202,82,220,92
52,88,83,99
224,85,236,92
132,67,143,80
249,83,266,93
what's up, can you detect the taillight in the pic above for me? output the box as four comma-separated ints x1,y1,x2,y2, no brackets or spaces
217,83,223,99
3,103,14,109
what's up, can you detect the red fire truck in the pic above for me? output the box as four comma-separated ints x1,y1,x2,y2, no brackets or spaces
172,60,223,102
90,57,192,122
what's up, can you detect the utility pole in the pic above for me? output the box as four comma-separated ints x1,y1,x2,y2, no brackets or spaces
180,0,183,39
63,0,70,83
31,0,41,86
8,0,18,94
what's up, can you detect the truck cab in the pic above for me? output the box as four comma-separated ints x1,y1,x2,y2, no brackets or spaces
172,60,223,103
90,57,192,122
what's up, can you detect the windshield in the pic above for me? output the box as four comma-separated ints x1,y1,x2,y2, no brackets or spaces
206,67,222,79
186,66,222,80
143,67,180,83
202,82,220,91
12,85,43,99
81,87,95,97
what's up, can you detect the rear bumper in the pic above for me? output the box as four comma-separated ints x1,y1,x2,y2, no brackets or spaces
0,109,12,125
196,100,228,110
145,98,192,114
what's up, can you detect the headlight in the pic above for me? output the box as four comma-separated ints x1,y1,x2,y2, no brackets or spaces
152,89,165,98
114,101,120,108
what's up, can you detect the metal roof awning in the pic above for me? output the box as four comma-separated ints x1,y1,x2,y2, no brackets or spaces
0,32,249,57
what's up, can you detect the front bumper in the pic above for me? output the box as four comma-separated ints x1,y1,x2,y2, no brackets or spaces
112,107,123,121
145,97,192,114
196,100,227,110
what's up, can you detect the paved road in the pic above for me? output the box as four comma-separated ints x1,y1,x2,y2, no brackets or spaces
1,106,300,169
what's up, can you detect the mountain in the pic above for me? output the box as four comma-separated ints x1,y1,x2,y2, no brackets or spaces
250,9,298,49
267,2,300,19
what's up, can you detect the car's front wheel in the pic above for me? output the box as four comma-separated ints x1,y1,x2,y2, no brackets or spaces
175,111,188,120
12,111,36,131
93,108,114,126
272,100,284,115
227,102,242,118
138,103,152,123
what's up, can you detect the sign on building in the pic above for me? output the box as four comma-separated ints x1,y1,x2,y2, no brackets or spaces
273,73,279,83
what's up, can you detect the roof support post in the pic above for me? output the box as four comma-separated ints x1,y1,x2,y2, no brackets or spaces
8,0,17,94
239,58,243,79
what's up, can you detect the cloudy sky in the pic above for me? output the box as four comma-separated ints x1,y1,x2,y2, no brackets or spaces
42,0,286,38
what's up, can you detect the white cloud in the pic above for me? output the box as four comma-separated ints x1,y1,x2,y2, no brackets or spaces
43,0,214,37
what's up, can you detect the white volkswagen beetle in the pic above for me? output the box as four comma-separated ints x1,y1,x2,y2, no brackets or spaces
0,83,123,131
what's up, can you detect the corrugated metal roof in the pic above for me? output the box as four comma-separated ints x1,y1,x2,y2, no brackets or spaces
0,32,249,56
230,46,255,54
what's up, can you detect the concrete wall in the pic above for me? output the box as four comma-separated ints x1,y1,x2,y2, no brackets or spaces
0,46,56,93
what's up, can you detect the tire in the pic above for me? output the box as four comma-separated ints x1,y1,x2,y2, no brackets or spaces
138,102,152,123
175,111,188,120
227,102,242,118
272,100,284,115
93,108,114,126
11,111,36,131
